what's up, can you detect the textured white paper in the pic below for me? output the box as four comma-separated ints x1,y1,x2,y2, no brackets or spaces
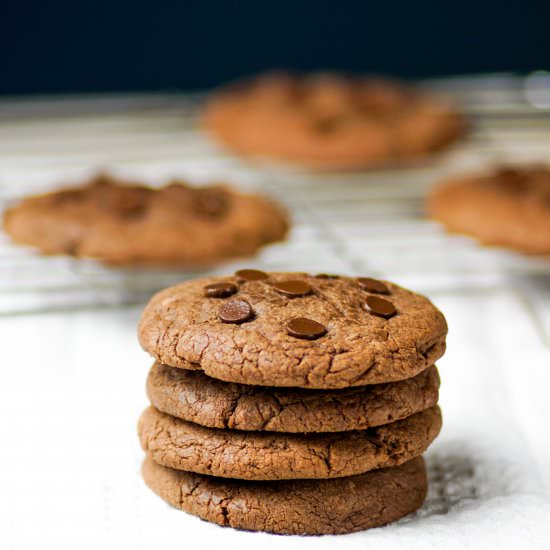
1,293,549,549
1,79,550,548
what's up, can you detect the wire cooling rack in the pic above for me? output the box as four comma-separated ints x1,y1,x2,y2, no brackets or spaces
0,74,549,335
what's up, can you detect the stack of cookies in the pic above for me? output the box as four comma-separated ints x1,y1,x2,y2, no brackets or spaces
137,271,447,535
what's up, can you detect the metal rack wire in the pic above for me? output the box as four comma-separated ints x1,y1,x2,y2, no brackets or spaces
0,75,549,340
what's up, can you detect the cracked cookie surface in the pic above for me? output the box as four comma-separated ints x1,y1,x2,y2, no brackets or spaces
147,362,440,432
138,272,447,389
138,405,441,480
204,72,464,170
142,454,427,535
429,165,550,254
2,174,289,266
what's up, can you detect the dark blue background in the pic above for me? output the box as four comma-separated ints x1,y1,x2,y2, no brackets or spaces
2,0,549,95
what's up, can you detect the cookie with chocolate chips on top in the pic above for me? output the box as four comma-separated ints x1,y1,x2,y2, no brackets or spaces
204,72,465,170
2,174,289,266
139,271,447,389
429,165,550,254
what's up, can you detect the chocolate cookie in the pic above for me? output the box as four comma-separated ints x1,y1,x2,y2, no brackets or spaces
147,362,440,433
428,165,550,254
2,174,289,266
142,454,427,535
138,405,441,480
204,72,464,170
138,272,447,389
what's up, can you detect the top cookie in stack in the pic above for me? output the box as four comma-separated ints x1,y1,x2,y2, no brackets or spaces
139,270,447,389
138,271,447,535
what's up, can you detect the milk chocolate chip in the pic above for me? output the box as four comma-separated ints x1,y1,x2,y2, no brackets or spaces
272,280,313,297
204,282,238,298
357,277,390,295
315,274,340,279
365,296,396,319
235,269,269,282
287,317,327,339
312,115,342,134
194,188,228,217
219,299,253,323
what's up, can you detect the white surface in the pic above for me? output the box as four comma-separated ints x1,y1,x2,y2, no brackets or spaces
1,78,550,548
1,294,549,549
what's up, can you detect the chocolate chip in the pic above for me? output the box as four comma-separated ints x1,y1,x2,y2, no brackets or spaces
315,274,340,279
496,167,528,193
219,299,253,324
204,282,238,298
357,277,390,295
194,188,228,218
272,280,313,297
54,189,84,204
287,317,327,340
497,167,522,179
117,199,150,219
311,115,342,134
365,296,396,319
235,269,269,282
162,182,193,199
95,183,152,219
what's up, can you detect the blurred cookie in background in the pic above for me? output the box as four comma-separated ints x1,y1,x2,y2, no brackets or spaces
2,174,289,266
203,72,465,170
428,165,550,255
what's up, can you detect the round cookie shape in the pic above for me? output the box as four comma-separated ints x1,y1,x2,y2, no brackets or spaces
138,272,447,389
138,405,441,480
203,72,465,170
2,174,289,266
142,455,427,535
146,363,440,433
428,165,550,254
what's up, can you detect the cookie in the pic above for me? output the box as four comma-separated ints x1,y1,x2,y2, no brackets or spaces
428,165,550,254
2,174,289,266
147,362,440,433
204,72,464,170
138,272,447,389
142,454,427,535
138,405,441,480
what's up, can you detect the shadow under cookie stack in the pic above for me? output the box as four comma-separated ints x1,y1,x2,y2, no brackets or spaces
137,270,447,535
